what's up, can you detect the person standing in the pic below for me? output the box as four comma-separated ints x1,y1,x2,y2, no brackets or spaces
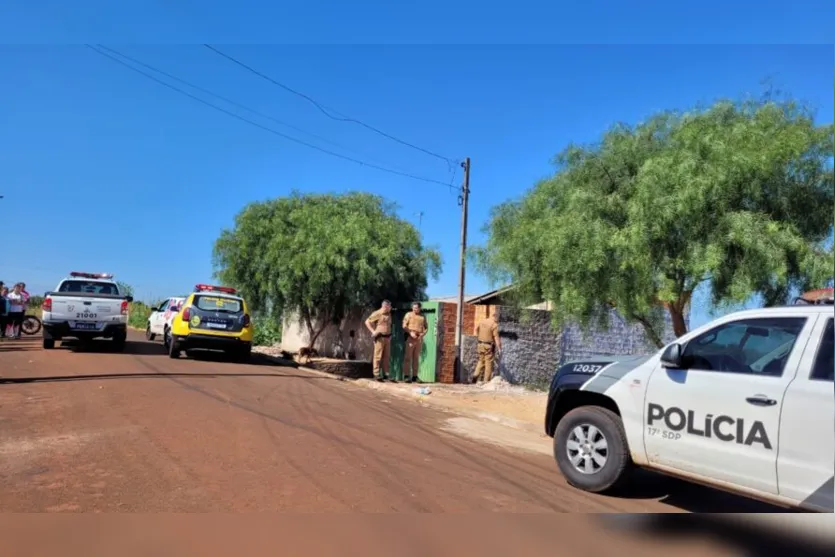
472,312,501,383
0,283,8,338
6,283,26,340
365,300,393,382
402,302,428,383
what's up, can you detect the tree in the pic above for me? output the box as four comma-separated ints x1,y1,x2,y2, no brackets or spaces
213,192,442,349
116,281,134,298
473,96,834,348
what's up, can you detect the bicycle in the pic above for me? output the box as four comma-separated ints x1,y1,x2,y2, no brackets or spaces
21,314,42,335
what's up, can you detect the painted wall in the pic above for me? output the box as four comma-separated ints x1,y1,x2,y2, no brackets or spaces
280,307,375,361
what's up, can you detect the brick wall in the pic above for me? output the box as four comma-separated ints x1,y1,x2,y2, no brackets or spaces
437,302,476,384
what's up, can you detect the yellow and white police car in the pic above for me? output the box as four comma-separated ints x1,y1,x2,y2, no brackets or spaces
164,284,254,362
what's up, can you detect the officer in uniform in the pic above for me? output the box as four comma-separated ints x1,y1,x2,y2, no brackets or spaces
401,302,428,383
365,300,393,382
472,312,501,383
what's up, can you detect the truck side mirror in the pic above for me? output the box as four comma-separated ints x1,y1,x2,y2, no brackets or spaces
660,343,683,368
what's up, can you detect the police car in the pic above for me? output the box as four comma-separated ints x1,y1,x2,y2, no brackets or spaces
545,293,834,512
164,284,253,362
145,296,185,341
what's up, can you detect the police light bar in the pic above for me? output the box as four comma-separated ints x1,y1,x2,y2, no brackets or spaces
194,284,237,294
793,287,834,305
70,271,114,279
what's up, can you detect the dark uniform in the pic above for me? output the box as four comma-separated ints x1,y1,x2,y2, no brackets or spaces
472,316,500,383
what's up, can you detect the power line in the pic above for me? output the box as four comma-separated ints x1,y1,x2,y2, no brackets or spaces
95,45,410,170
203,44,457,170
86,45,455,189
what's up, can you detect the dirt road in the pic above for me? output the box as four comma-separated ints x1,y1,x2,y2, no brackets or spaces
0,333,782,513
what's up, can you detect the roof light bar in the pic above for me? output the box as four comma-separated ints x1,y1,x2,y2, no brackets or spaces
70,271,114,279
194,284,238,294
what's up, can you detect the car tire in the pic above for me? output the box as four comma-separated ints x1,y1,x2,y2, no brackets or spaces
146,325,156,341
43,338,55,350
168,334,180,359
553,406,632,494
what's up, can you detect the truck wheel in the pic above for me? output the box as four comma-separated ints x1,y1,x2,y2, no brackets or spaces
553,406,632,494
146,325,156,341
168,335,181,359
43,338,55,350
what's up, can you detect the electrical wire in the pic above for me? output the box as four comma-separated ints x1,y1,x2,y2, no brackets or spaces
86,45,456,189
95,45,413,170
203,44,457,170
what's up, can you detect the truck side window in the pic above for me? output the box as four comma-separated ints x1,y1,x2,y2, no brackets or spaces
681,317,806,377
810,318,834,382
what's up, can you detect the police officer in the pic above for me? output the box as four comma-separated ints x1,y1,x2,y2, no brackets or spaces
402,302,427,383
365,300,393,382
472,312,501,383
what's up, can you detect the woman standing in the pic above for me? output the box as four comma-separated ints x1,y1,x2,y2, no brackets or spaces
6,283,26,340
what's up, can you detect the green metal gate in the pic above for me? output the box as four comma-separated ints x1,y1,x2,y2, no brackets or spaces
388,301,440,382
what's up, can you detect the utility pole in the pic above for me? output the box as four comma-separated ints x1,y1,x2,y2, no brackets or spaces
454,157,471,383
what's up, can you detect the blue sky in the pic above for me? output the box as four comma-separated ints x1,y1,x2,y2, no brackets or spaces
0,41,832,327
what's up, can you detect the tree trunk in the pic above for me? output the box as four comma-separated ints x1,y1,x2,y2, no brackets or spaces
630,313,665,349
664,292,691,338
668,305,688,338
303,311,330,351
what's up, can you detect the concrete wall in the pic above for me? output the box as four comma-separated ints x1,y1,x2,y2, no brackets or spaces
461,305,680,389
281,307,375,361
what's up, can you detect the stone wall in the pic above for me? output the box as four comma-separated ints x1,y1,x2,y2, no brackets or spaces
560,311,678,364
461,307,562,389
461,305,680,389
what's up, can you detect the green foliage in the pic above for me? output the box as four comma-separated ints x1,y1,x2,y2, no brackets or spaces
213,191,442,348
116,281,134,298
252,315,282,346
473,95,834,347
127,301,152,330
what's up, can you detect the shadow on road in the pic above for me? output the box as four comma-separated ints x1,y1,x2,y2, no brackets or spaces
0,371,341,384
608,468,788,513
58,339,166,355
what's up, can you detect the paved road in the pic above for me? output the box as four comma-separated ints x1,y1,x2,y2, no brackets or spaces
0,332,783,513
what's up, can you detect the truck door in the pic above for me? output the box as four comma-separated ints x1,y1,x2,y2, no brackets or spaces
777,316,834,511
644,313,815,495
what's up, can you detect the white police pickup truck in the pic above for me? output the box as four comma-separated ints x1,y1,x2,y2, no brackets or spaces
41,272,133,351
545,300,834,512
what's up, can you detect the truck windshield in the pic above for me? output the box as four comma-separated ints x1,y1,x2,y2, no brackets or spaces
58,281,119,295
194,295,242,313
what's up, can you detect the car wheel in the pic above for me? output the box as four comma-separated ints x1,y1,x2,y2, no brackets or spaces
553,406,632,494
168,334,180,359
146,324,156,341
43,338,55,350
163,327,170,349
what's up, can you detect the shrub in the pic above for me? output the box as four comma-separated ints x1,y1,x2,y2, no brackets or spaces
252,315,282,346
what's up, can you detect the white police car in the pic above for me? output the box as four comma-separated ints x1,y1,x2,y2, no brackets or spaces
545,295,834,512
145,296,185,341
